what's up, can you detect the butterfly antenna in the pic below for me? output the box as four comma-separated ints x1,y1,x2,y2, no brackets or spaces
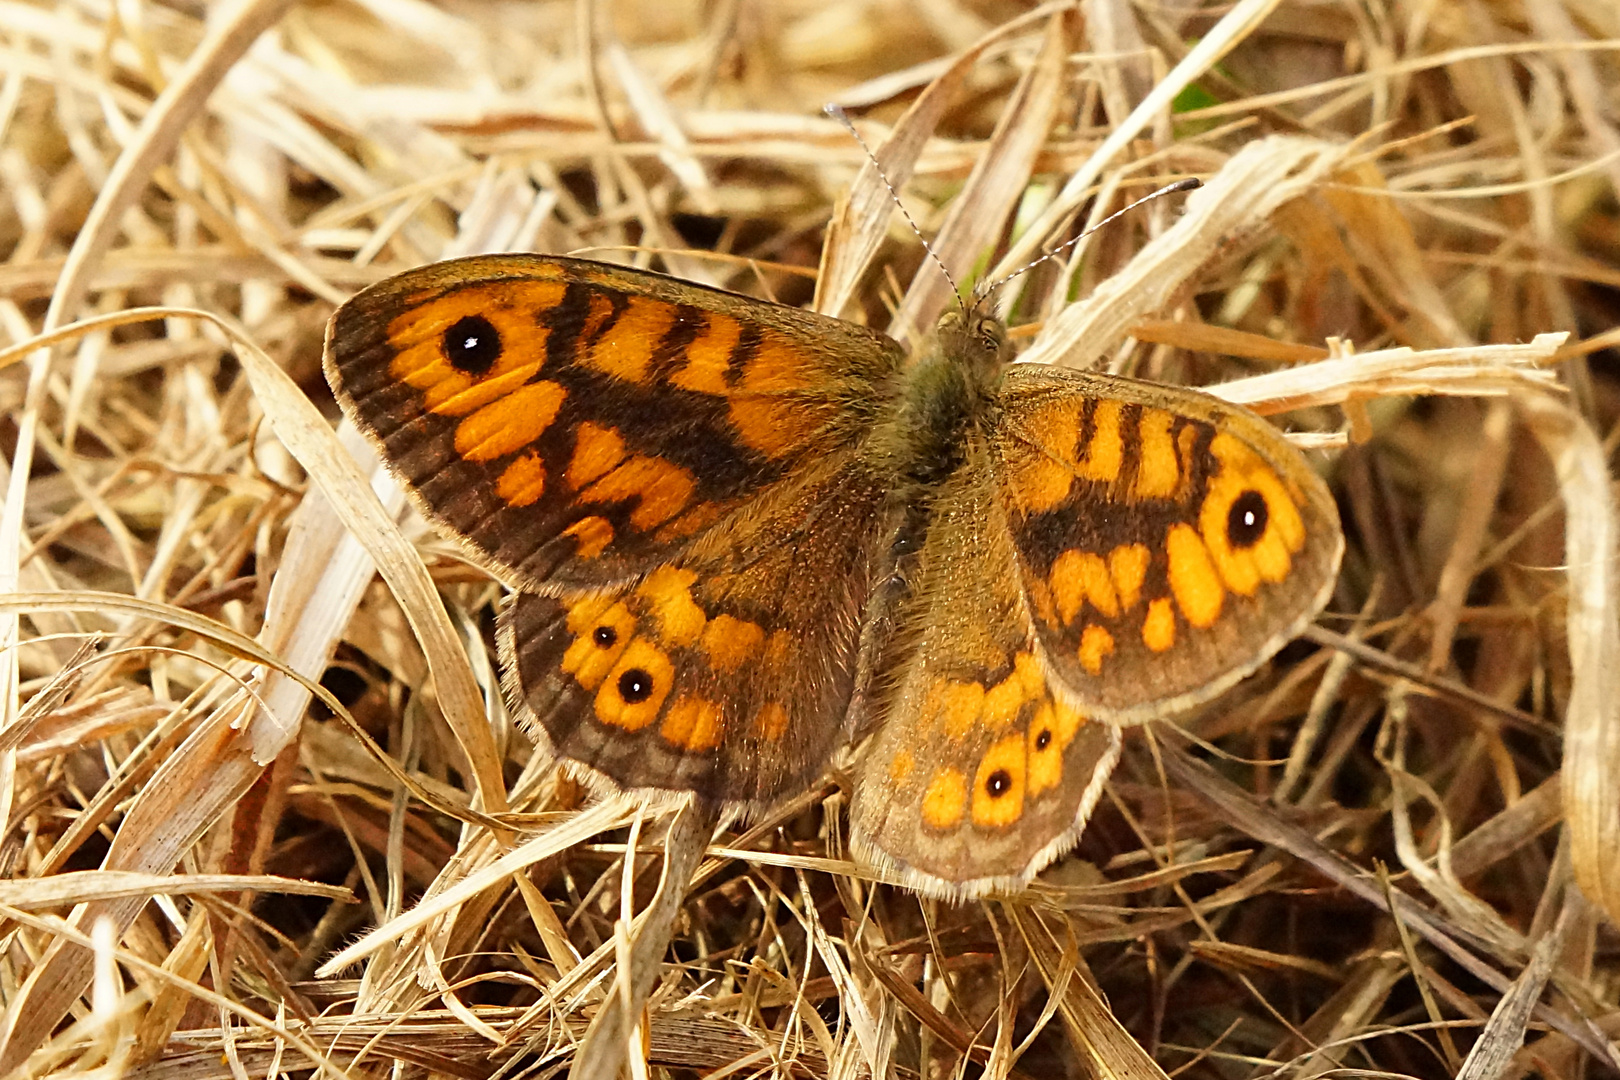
825,103,964,307
986,177,1203,296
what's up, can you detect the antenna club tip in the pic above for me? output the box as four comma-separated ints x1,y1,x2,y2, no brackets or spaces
1170,177,1202,193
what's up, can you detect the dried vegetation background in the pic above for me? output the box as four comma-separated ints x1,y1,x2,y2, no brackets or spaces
2,0,1619,1077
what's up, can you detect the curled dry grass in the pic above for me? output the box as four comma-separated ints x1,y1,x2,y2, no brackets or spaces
1,0,1618,1078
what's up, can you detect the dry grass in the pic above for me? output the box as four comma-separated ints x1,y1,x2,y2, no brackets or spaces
2,0,1619,1077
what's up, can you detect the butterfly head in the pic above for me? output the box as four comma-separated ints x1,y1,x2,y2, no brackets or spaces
884,303,1010,474
934,304,1012,385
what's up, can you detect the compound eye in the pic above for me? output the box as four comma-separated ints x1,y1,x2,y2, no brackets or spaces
976,320,1001,353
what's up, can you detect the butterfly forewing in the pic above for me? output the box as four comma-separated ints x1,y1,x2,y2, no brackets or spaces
990,365,1343,721
324,254,904,591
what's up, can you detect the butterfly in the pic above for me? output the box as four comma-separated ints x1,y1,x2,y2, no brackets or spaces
323,252,1342,898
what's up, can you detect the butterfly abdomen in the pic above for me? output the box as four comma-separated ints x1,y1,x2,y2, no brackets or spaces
849,312,1020,732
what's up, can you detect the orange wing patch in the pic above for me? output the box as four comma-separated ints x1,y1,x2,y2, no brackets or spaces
565,423,700,531
728,333,825,459
495,452,547,507
661,695,724,751
590,442,694,515
1142,597,1176,653
561,596,635,689
454,380,567,462
1078,625,1114,675
972,735,1027,829
1003,451,1074,515
1048,543,1162,631
1000,397,1082,514
1027,700,1088,797
593,640,674,731
983,653,1045,726
653,500,726,543
701,614,766,671
566,422,626,488
1050,550,1119,623
1077,400,1124,483
1132,407,1179,499
922,769,968,830
562,516,614,558
583,295,675,383
1165,523,1224,629
1108,545,1150,611
919,655,1045,743
386,278,566,414
1199,433,1308,595
669,312,742,395
638,566,706,646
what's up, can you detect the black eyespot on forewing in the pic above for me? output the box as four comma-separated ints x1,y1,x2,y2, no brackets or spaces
618,668,653,703
986,769,1013,798
593,625,617,648
1034,729,1052,751
443,315,501,375
1227,489,1269,549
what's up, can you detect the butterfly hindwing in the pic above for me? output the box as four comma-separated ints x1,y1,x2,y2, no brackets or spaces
849,439,1122,898
325,254,905,591
500,450,891,807
990,365,1343,721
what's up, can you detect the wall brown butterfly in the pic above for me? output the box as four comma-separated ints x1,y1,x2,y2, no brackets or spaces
323,251,1342,898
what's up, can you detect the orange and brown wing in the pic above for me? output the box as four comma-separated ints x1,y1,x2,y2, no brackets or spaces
499,452,891,807
325,254,904,590
990,365,1343,722
849,445,1121,898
